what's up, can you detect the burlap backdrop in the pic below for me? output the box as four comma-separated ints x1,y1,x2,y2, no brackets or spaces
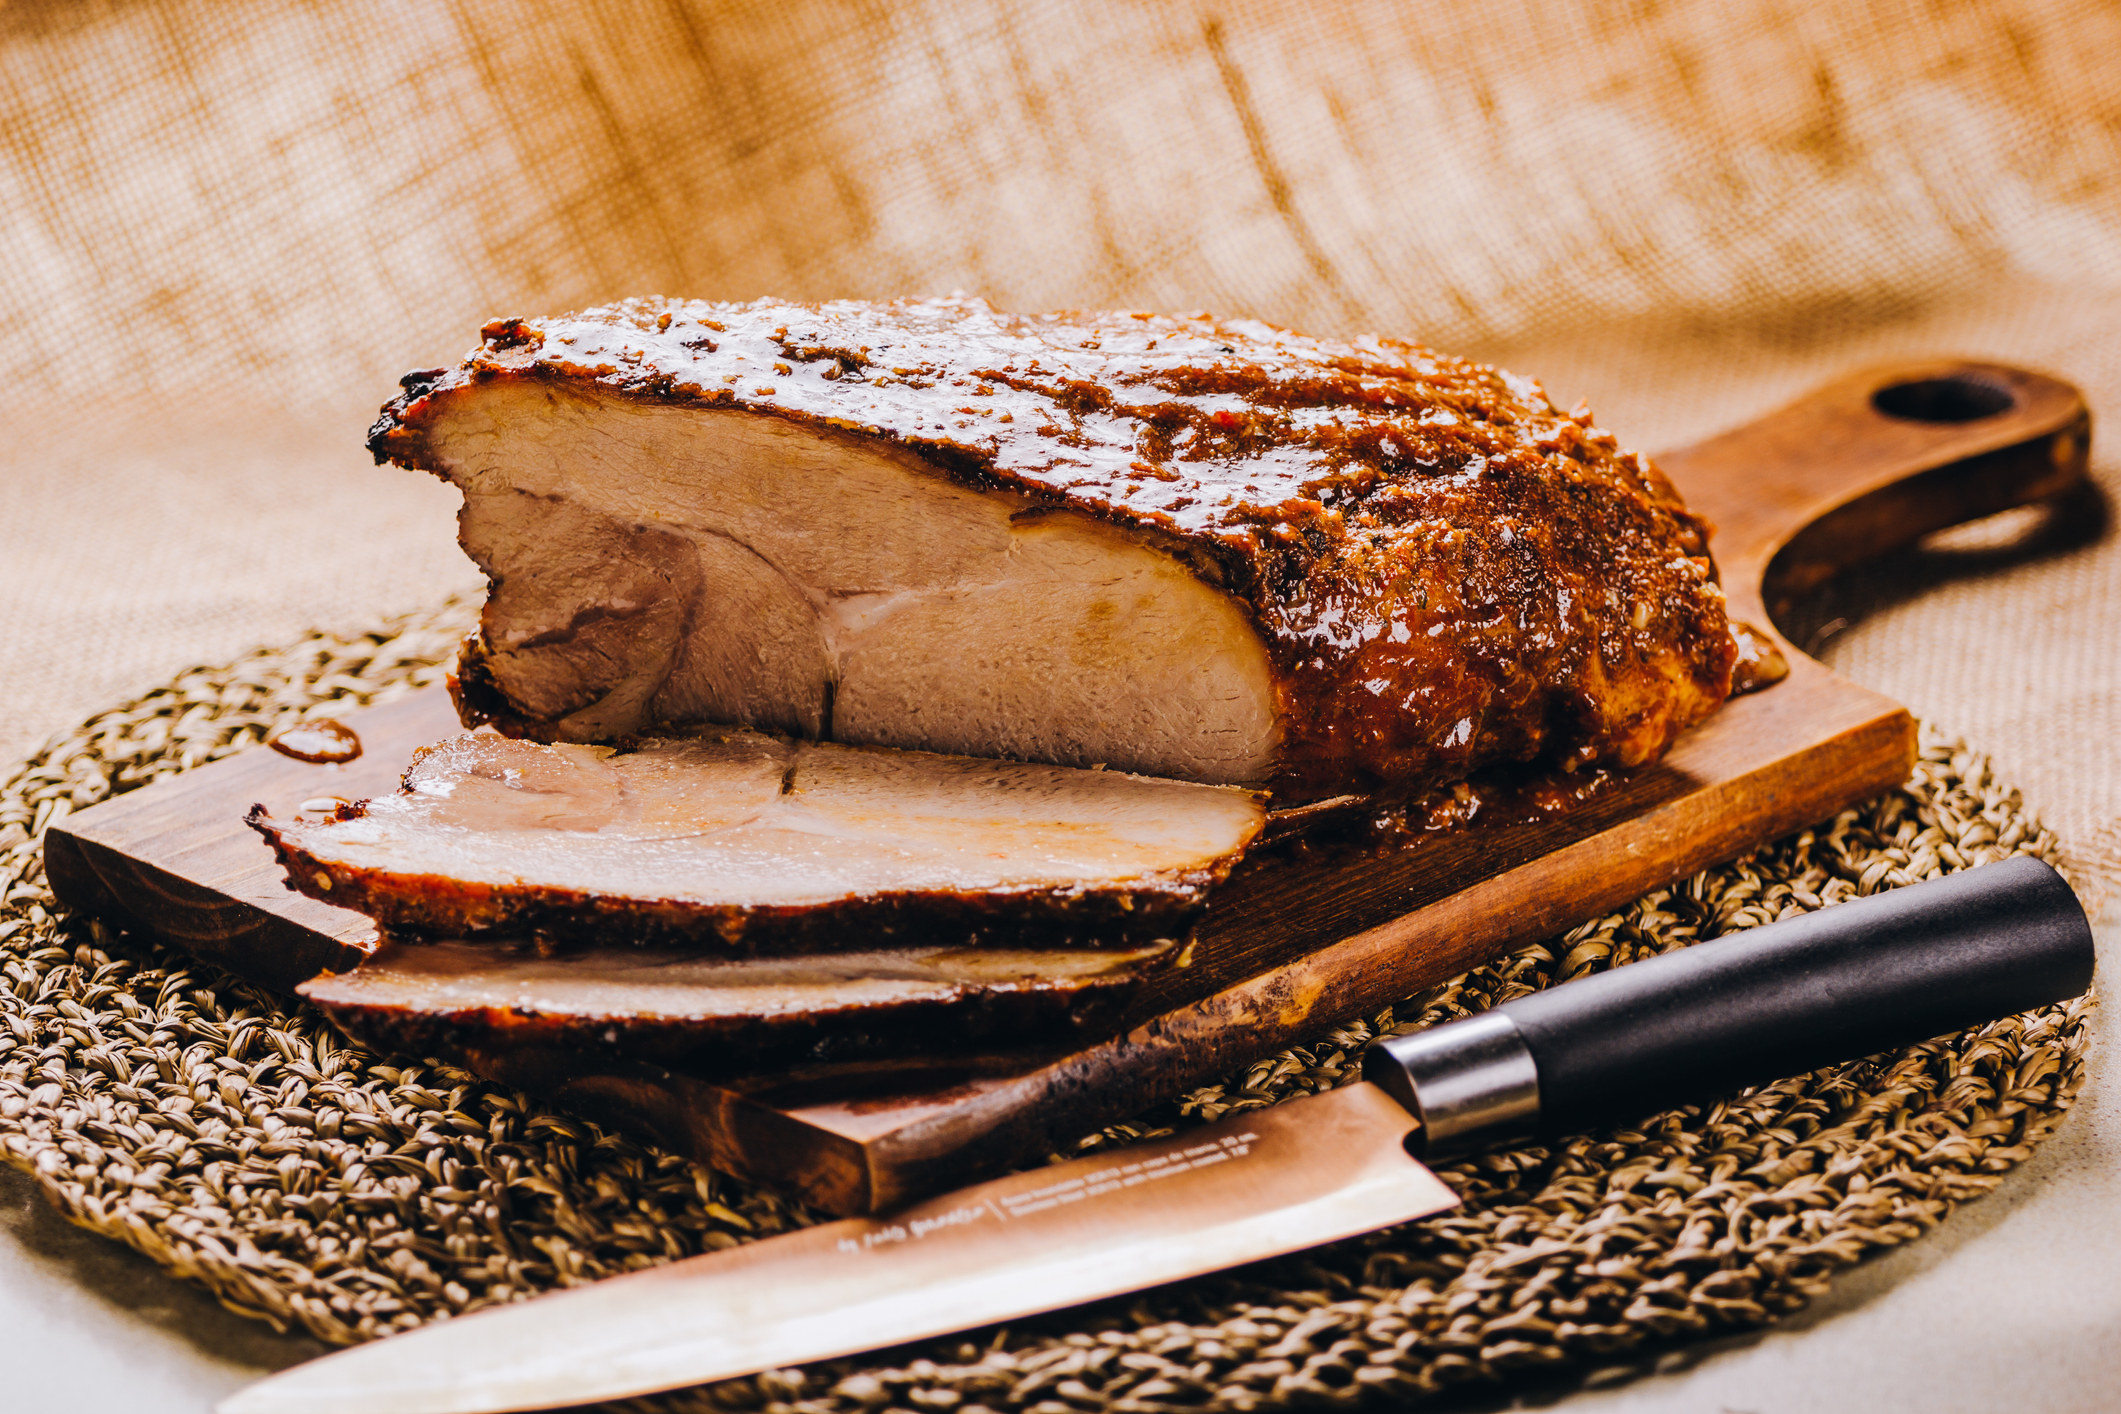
4,0,2117,889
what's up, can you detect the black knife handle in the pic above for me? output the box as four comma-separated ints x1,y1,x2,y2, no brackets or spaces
1367,856,2093,1156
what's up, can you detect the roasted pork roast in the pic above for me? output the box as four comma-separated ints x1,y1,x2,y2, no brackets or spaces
299,935,1177,1072
250,731,1264,953
371,297,1736,803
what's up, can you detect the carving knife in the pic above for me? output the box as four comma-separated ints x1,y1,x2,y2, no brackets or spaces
221,856,2094,1414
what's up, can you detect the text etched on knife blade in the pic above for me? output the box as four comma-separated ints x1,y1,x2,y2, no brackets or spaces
1001,1133,1261,1217
834,1131,1262,1255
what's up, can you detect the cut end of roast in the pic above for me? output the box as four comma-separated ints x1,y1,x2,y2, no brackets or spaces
376,297,1737,802
299,934,1179,1075
251,730,1266,954
436,380,1284,787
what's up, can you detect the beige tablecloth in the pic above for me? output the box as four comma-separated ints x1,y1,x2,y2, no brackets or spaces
2,4,2117,1404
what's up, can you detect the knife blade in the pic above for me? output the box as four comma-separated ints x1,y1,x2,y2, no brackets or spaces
222,856,2093,1414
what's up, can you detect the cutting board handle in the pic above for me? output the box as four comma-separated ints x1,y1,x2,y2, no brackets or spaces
1656,359,2091,630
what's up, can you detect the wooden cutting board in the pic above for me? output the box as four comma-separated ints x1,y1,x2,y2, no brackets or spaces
45,359,2089,1214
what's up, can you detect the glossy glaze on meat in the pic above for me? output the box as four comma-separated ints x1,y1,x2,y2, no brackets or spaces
373,297,1735,801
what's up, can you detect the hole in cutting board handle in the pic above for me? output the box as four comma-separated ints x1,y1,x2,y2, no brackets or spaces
1871,374,2016,424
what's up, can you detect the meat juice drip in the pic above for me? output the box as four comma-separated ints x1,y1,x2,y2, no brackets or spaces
268,718,363,764
1257,758,1623,875
1728,621,1791,695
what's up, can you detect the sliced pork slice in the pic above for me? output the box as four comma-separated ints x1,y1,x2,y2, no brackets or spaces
300,935,1177,1073
250,732,1265,953
372,297,1737,801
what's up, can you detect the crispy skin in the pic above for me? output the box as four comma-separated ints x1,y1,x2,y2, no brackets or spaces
373,297,1735,800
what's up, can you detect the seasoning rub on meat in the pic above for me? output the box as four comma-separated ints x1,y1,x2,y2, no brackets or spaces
370,297,1736,804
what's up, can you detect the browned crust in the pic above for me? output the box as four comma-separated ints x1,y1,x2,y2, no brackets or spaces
447,633,538,738
299,953,1153,1075
247,804,1232,955
373,298,1735,798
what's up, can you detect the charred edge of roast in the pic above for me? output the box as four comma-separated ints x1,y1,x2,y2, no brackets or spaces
307,991,1135,1076
247,804,1226,956
447,632,558,742
300,962,1151,1076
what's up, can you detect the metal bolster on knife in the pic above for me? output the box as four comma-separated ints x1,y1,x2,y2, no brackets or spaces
1364,1013,1540,1158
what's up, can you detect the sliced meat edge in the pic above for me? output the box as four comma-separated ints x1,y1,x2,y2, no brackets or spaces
251,730,1266,953
299,935,1178,1074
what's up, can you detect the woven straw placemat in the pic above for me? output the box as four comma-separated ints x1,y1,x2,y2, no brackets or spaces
0,607,2094,1412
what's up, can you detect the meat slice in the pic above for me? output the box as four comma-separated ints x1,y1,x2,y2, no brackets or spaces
249,732,1264,953
299,935,1177,1074
372,297,1735,801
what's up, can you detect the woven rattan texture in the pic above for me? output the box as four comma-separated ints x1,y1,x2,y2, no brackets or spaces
0,608,2093,1412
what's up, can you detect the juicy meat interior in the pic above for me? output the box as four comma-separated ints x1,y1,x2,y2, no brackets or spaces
441,389,1279,786
299,935,1177,1073
250,732,1265,952
373,297,1736,800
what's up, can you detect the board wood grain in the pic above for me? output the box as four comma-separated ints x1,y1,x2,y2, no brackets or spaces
45,359,2089,1213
